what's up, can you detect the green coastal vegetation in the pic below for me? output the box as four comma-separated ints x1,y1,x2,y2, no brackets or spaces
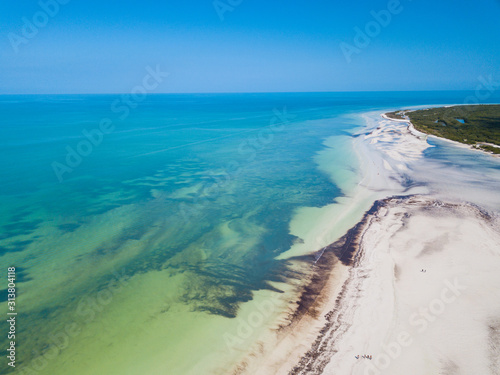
384,111,407,120
386,105,500,154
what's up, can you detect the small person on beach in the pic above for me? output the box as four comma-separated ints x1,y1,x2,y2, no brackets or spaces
356,354,373,359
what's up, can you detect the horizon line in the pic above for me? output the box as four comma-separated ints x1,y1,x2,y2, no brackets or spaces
0,89,488,96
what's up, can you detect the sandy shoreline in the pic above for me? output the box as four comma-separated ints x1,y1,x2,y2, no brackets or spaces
232,110,500,374
382,109,500,157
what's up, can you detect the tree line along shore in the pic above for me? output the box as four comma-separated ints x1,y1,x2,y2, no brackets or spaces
385,104,500,154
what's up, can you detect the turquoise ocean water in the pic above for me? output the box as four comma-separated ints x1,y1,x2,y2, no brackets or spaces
1,92,499,374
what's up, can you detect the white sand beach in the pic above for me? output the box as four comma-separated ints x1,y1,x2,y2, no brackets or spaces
291,195,500,375
234,110,500,375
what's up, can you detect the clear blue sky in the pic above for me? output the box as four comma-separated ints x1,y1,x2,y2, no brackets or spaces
1,0,499,94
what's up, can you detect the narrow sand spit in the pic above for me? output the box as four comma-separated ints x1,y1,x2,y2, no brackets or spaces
231,111,500,375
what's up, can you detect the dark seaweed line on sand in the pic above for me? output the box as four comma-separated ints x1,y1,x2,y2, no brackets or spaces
285,196,395,320
287,199,388,374
231,197,392,375
277,199,384,326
